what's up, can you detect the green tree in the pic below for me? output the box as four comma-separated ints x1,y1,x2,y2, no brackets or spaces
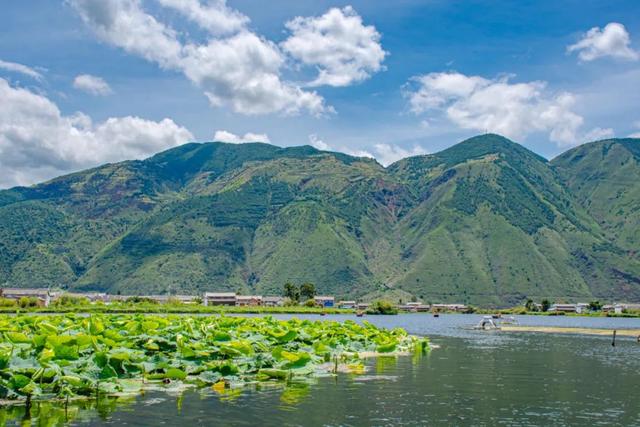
524,298,536,312
366,300,398,315
541,299,551,312
588,300,603,311
283,282,299,302
300,283,316,301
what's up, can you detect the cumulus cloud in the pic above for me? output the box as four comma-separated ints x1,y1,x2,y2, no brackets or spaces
282,6,386,87
70,0,183,68
308,134,425,166
156,0,248,35
182,31,328,115
0,78,192,188
68,0,333,116
308,134,331,151
213,130,270,144
405,71,612,147
373,143,428,166
73,74,112,95
583,127,614,141
308,134,373,159
0,59,43,81
568,22,639,61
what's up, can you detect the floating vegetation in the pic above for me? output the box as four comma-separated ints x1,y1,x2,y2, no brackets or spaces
0,314,428,403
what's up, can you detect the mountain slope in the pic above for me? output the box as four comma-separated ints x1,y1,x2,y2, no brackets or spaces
1,135,639,305
552,138,640,252
386,135,640,305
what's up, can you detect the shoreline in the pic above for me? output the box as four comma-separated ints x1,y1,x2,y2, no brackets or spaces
0,308,637,318
501,325,640,337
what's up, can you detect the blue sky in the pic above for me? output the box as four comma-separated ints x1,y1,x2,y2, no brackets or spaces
1,0,640,187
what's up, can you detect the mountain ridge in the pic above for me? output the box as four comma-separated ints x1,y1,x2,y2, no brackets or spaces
1,134,639,306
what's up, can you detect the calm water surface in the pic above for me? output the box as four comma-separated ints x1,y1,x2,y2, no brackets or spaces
3,314,640,426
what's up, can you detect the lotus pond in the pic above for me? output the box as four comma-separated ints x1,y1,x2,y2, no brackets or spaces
0,314,428,403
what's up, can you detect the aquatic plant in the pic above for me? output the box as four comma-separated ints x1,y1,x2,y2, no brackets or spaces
0,314,428,402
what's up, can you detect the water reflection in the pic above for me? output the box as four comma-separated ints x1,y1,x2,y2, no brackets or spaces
0,315,638,426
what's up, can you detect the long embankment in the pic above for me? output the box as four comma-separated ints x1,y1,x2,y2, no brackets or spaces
502,326,640,337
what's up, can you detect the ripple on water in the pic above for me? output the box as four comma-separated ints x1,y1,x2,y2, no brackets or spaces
2,314,639,426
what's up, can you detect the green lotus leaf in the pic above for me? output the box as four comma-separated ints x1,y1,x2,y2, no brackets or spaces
257,368,288,380
5,332,31,344
165,368,187,380
0,313,425,403
197,370,222,384
89,317,105,335
54,344,79,360
376,341,397,353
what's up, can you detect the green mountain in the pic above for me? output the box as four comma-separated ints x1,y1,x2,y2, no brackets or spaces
1,134,639,306
552,138,640,252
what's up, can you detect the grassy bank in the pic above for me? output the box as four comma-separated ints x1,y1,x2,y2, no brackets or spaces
0,304,353,315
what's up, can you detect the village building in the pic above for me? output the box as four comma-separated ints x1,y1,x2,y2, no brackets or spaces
338,300,356,309
235,295,263,306
399,302,430,312
52,292,108,303
356,302,369,310
430,303,469,312
549,303,577,313
203,292,237,306
0,288,52,307
104,294,128,303
602,304,615,312
613,303,640,314
314,296,335,308
576,303,590,314
263,296,284,307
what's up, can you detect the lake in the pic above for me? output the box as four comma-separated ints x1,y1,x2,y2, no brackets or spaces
3,314,640,426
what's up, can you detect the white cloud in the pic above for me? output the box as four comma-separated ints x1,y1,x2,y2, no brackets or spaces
70,0,183,69
373,143,428,166
630,120,640,138
568,22,639,62
308,134,373,159
182,31,329,115
407,72,489,113
156,0,248,36
583,127,614,141
282,6,386,87
0,78,192,188
308,134,425,166
0,59,43,81
213,130,270,144
308,134,331,151
68,0,331,116
73,74,113,95
405,71,611,147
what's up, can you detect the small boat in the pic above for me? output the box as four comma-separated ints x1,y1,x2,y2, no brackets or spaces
320,312,326,316
473,315,519,330
433,313,440,318
474,316,499,330
356,310,364,317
